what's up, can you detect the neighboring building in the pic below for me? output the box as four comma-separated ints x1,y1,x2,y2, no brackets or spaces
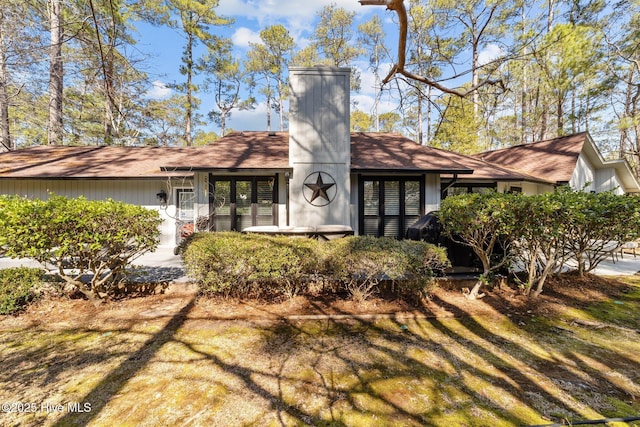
472,132,640,195
0,67,637,249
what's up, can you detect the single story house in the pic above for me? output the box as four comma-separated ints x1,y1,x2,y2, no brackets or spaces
446,132,640,196
0,67,637,248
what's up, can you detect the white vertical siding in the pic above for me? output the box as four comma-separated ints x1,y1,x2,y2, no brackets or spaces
192,172,209,229
424,174,440,214
570,153,595,192
0,179,180,247
595,168,624,194
288,67,351,228
289,67,350,164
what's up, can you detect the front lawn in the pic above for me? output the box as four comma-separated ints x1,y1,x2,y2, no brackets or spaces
1,276,639,427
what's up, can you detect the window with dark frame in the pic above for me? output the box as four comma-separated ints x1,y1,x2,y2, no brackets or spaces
359,177,424,239
209,176,277,231
441,183,497,198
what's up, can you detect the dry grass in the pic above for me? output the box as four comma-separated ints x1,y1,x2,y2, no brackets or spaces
1,276,639,426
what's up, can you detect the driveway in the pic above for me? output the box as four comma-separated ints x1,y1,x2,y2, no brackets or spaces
590,252,640,276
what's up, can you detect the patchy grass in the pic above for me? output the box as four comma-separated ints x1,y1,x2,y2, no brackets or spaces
0,277,639,426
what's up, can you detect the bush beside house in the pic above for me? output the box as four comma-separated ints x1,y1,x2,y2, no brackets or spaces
0,195,162,303
439,188,640,298
0,267,43,315
182,232,449,301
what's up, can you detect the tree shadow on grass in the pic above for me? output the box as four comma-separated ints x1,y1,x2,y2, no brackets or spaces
52,297,196,427
247,293,640,426
426,292,640,423
4,281,637,426
248,303,532,425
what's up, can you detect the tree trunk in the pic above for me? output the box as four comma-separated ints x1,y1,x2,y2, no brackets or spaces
0,22,11,152
472,35,480,123
278,79,285,131
185,32,193,147
466,278,486,300
466,253,490,300
266,76,272,132
48,0,64,145
426,84,432,145
557,94,564,135
520,4,528,144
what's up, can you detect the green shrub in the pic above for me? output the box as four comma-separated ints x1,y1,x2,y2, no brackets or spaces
439,188,640,298
0,267,43,315
182,232,449,301
327,236,449,301
183,232,323,297
0,195,162,302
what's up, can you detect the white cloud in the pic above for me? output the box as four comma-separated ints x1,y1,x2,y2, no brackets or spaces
232,27,262,48
478,43,505,66
147,80,172,99
219,0,377,49
225,103,270,131
219,0,362,21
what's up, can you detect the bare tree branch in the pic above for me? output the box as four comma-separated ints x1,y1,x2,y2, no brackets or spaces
359,0,505,97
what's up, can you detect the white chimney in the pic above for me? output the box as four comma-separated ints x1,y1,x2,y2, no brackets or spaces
288,66,351,227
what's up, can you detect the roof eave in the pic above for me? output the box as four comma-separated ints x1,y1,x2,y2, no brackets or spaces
162,166,293,174
351,168,474,174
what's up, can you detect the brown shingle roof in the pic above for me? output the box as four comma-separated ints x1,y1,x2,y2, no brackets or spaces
0,145,192,179
434,147,555,184
162,131,290,171
0,131,474,178
350,132,471,173
166,131,473,174
474,132,587,183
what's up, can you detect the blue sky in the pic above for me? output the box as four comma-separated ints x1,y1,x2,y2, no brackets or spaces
131,0,404,134
134,0,499,135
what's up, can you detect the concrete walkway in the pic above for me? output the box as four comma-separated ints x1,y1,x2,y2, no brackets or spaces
590,252,640,276
0,246,189,283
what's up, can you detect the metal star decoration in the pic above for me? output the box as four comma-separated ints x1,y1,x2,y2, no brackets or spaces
304,173,335,203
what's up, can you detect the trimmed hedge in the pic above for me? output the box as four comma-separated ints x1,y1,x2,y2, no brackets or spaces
182,232,449,300
0,267,43,315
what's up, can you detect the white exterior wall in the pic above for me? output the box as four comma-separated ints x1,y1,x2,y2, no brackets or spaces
425,174,441,213
570,153,596,192
0,178,181,247
193,172,209,228
278,173,289,227
496,181,554,195
595,168,624,194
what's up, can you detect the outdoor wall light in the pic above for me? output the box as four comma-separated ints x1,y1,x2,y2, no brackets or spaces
156,190,168,204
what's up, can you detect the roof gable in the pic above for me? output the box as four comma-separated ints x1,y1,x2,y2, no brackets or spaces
475,132,587,184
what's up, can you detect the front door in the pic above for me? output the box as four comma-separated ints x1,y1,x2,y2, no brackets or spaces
176,188,195,244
